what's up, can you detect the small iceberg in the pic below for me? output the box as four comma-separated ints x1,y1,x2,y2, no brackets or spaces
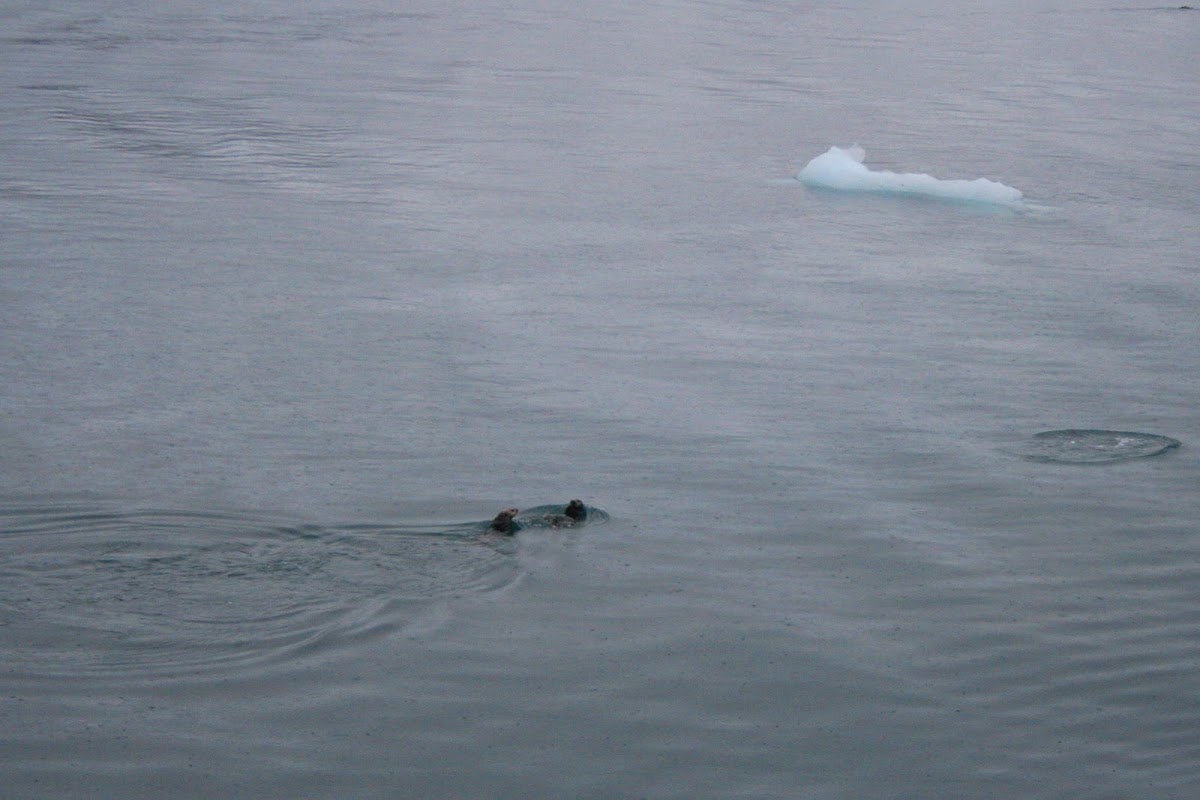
798,145,1024,207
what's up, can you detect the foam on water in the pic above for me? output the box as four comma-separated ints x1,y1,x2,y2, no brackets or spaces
798,145,1024,207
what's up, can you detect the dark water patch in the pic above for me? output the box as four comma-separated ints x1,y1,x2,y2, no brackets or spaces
1014,429,1181,464
0,23,132,52
46,96,355,193
0,502,519,681
20,84,87,92
3,35,129,50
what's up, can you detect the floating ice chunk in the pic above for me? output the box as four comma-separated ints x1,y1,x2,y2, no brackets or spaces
798,145,1024,206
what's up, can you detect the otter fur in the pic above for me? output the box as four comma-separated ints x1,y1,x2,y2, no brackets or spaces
489,507,520,535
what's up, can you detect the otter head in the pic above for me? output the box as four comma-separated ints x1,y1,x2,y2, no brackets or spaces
490,507,520,534
564,499,586,521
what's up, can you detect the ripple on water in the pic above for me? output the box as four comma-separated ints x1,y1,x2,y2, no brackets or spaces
901,551,1200,792
1016,429,1181,464
0,502,521,681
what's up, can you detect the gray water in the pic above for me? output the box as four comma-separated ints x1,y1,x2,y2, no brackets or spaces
3,1,1199,797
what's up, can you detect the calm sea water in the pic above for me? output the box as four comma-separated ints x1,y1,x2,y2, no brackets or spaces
3,2,1199,797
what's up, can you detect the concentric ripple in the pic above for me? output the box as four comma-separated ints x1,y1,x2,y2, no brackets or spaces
1018,429,1181,464
0,502,519,680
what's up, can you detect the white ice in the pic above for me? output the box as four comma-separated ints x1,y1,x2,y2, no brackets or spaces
798,145,1024,207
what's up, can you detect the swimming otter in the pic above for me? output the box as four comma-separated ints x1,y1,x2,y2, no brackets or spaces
539,499,587,528
564,499,586,521
489,507,520,535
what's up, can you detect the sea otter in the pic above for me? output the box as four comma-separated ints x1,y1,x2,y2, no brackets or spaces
539,499,587,528
489,507,520,535
564,499,586,521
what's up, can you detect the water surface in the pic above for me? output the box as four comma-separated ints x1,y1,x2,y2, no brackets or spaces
3,1,1199,797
